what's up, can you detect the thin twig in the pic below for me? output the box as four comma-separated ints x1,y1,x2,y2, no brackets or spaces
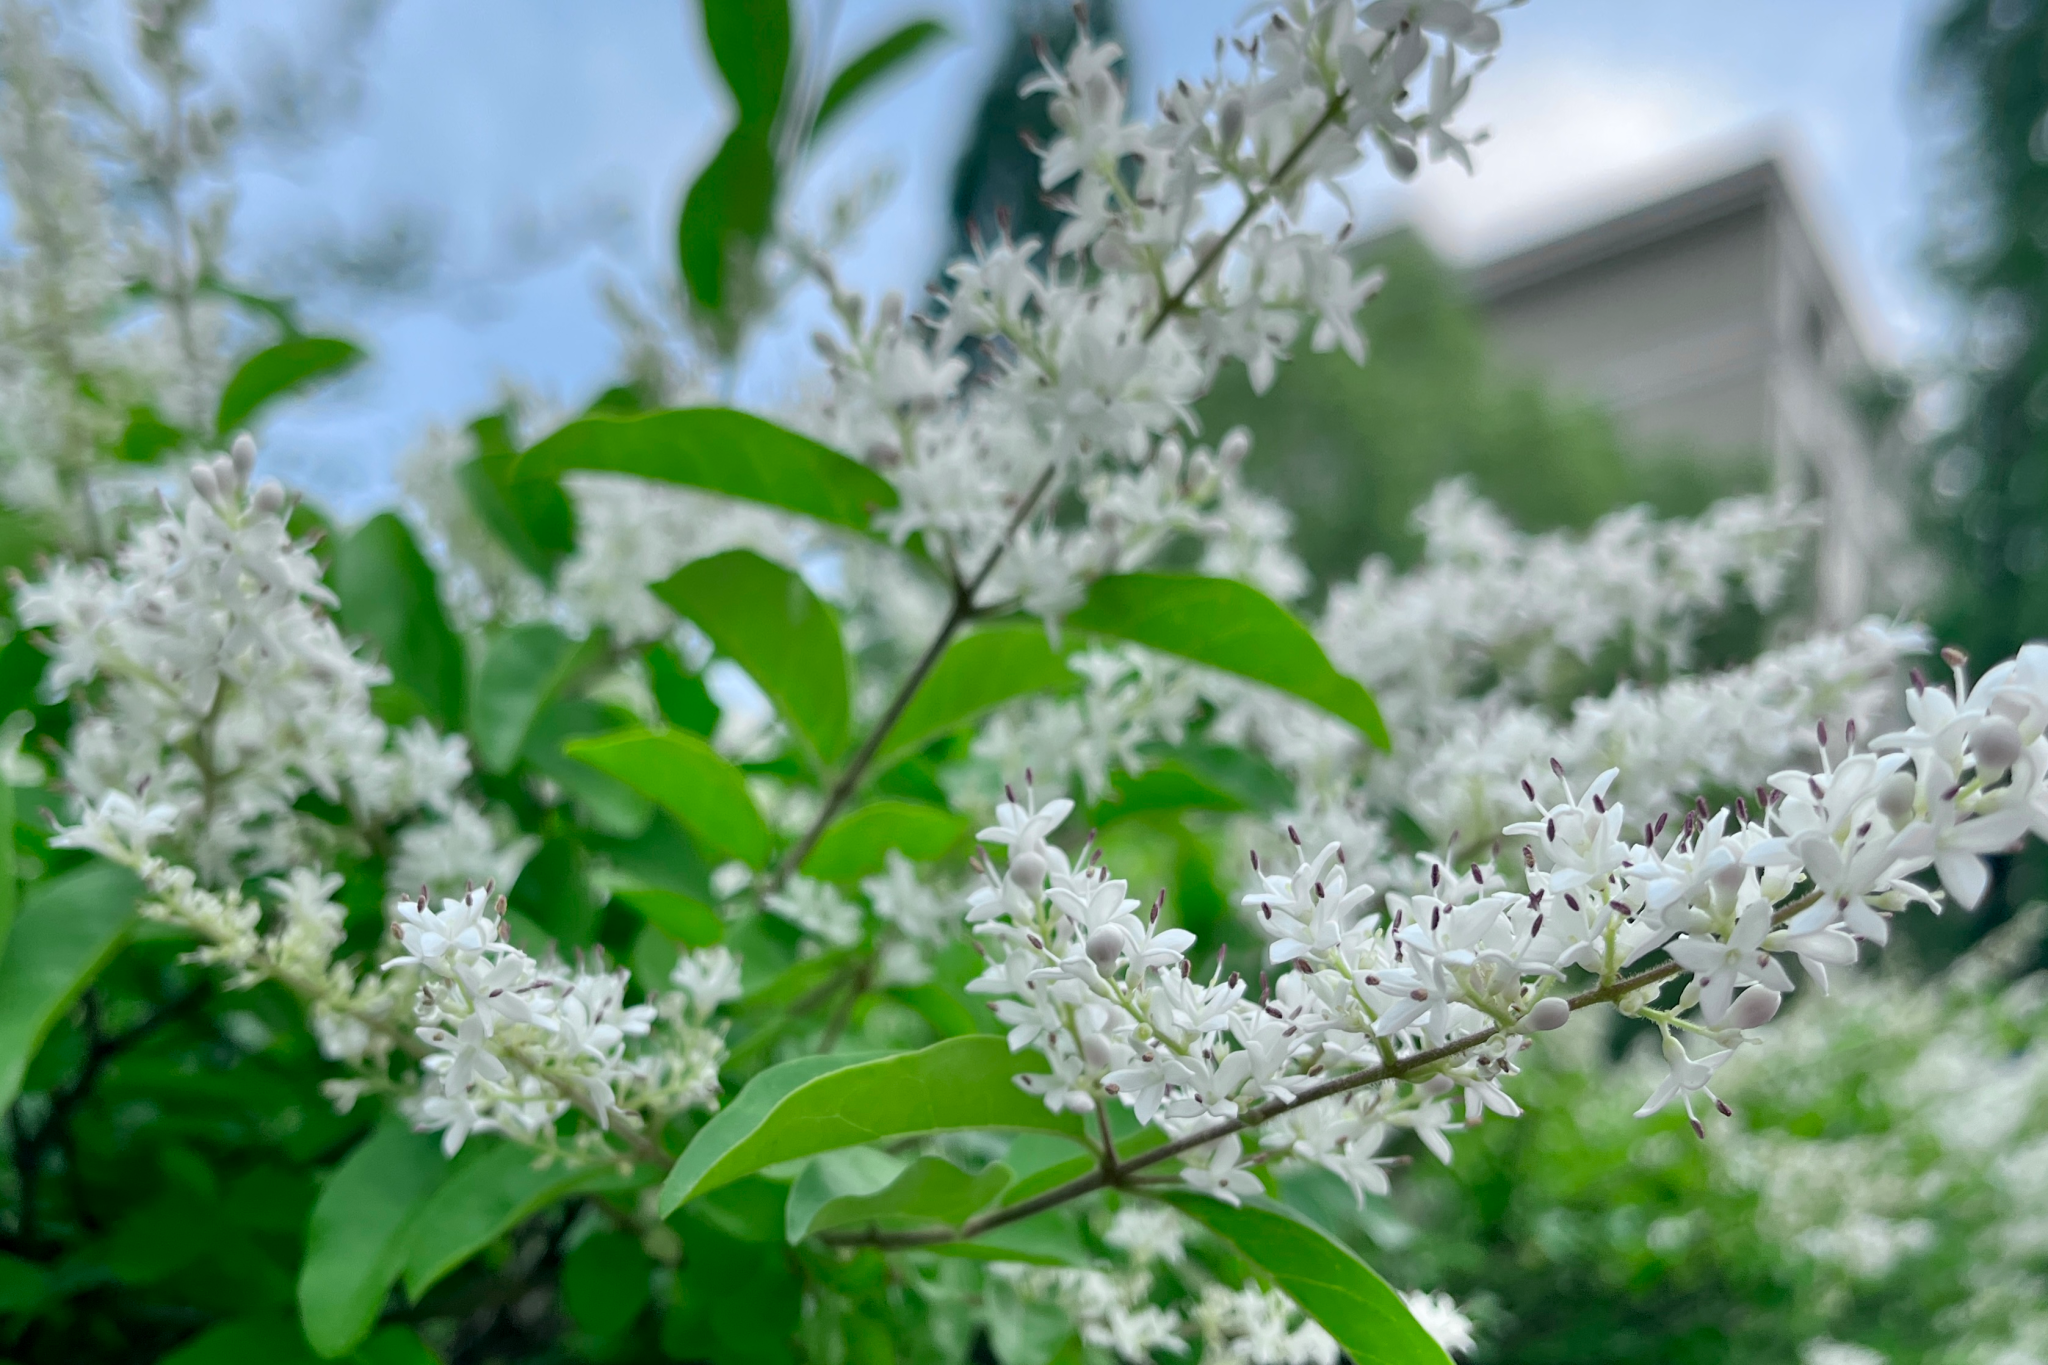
824,889,1827,1249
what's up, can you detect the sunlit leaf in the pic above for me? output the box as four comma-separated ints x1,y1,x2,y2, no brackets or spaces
801,800,967,884
1158,1192,1451,1365
659,1036,1087,1214
655,551,849,761
1068,574,1388,748
872,624,1077,770
566,728,771,868
513,409,896,533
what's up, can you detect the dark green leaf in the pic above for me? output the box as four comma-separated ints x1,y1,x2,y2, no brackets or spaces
456,412,576,583
659,1036,1087,1215
614,887,724,946
519,699,655,838
678,122,777,336
158,1317,319,1365
117,404,188,463
788,1153,1010,1242
565,728,771,868
873,624,1076,770
298,1116,448,1358
801,800,966,884
469,624,601,774
1068,574,1389,748
1158,1192,1451,1365
563,1229,652,1338
510,837,601,947
403,1139,644,1301
0,781,15,956
513,409,897,533
331,514,465,729
0,861,140,1111
216,336,365,435
655,551,849,761
352,1327,443,1365
649,644,720,735
813,20,950,136
701,0,790,125
0,1250,49,1315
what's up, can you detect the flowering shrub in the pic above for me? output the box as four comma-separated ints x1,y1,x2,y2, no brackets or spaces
0,2,2031,1364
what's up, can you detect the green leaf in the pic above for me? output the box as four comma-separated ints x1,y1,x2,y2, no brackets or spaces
659,1036,1086,1215
1157,1192,1451,1365
813,20,950,137
0,861,140,1111
790,1154,1011,1242
457,412,577,583
614,887,724,946
117,403,188,464
926,1211,1092,1268
513,409,897,533
519,700,655,838
216,336,365,435
1068,574,1389,749
298,1116,449,1358
678,122,777,338
563,1229,653,1338
0,781,16,956
352,1326,443,1365
872,624,1076,769
649,644,720,735
331,514,465,729
159,1317,319,1365
0,1250,49,1316
655,551,849,761
469,624,601,774
801,800,967,884
566,728,771,868
402,1139,643,1301
700,0,790,126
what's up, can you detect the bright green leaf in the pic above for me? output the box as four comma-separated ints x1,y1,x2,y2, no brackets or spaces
513,409,897,533
927,1211,1093,1268
872,624,1076,770
782,1147,903,1242
216,336,365,435
563,1230,654,1338
1158,1192,1451,1365
614,887,725,946
0,781,16,956
469,624,600,774
659,1036,1086,1215
519,700,656,839
352,1326,443,1365
791,1155,1011,1242
1068,574,1388,749
298,1117,448,1358
566,728,771,868
813,20,949,137
331,514,465,729
403,1139,645,1301
0,861,140,1111
158,1317,319,1365
701,0,790,125
801,800,966,884
655,551,849,761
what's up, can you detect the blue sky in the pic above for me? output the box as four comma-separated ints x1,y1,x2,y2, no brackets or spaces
180,0,1948,509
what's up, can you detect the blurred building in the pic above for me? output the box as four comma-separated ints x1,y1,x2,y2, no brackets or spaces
1466,156,1902,623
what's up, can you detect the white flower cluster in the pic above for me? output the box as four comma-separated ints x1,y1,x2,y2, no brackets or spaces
815,2,1494,623
18,441,493,883
391,886,725,1156
967,645,2048,1203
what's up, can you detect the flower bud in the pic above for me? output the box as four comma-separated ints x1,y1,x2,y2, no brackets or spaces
1008,850,1047,894
1523,996,1570,1032
188,462,219,502
1218,426,1251,468
1971,714,2023,774
1876,770,1917,825
252,480,287,516
1216,95,1245,150
1086,926,1123,971
211,454,239,496
1723,986,1781,1031
230,433,257,481
1710,860,1745,896
1080,1032,1114,1070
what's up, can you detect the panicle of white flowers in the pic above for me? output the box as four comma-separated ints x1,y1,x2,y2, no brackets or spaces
389,883,726,1157
18,440,485,883
811,2,1494,626
964,645,2048,1205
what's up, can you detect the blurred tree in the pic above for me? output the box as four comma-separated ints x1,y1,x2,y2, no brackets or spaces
1199,230,1767,589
